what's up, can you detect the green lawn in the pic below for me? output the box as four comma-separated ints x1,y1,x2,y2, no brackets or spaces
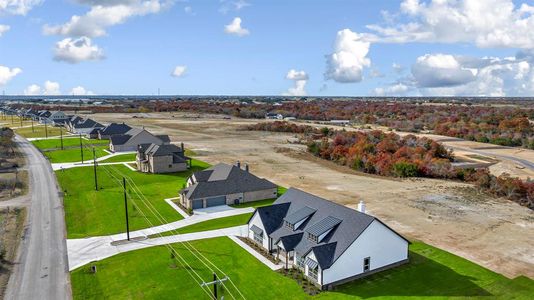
70,239,534,299
15,125,64,138
153,213,253,237
56,160,211,238
98,153,137,163
44,146,109,163
32,137,108,150
230,198,276,209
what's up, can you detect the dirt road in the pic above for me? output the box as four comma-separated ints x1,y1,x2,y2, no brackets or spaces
91,112,534,279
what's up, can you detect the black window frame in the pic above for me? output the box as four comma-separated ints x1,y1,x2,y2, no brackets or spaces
363,257,370,272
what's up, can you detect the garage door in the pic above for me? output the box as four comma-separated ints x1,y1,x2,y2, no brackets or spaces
192,200,203,209
206,196,226,207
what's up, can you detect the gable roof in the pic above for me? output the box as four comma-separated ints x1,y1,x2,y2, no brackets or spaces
182,163,277,200
255,203,290,235
74,118,103,129
100,123,132,136
258,188,408,270
110,134,132,145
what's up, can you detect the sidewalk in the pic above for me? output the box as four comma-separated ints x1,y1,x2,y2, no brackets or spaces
68,225,248,271
51,151,136,170
66,207,253,270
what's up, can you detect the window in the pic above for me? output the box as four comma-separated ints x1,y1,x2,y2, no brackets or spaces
285,221,294,230
363,257,370,272
168,164,172,168
307,233,318,243
296,256,304,269
253,232,263,244
308,266,318,281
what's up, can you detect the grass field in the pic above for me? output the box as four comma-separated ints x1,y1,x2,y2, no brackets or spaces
44,146,109,163
32,137,108,150
98,153,136,163
153,213,253,237
14,125,64,138
56,160,211,238
70,238,534,299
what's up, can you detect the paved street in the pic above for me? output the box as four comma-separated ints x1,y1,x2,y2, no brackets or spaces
5,136,71,300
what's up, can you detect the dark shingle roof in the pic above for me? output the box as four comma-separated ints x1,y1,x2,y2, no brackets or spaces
101,123,132,136
182,163,277,200
259,188,408,270
156,135,170,143
255,203,290,235
278,232,304,251
110,134,132,145
284,206,316,225
74,118,103,129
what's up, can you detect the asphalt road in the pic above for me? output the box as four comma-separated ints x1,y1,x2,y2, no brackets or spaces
5,136,71,300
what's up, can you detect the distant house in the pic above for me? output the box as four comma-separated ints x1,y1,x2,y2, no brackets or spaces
37,111,51,124
248,188,409,290
265,113,283,120
136,142,190,173
330,120,350,126
65,116,83,132
98,122,132,140
71,118,104,136
109,127,170,152
48,111,68,126
179,162,278,210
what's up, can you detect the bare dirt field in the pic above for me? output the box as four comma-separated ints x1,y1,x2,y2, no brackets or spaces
91,112,534,279
0,208,27,298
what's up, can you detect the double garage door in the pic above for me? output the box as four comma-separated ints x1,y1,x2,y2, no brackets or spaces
192,196,226,209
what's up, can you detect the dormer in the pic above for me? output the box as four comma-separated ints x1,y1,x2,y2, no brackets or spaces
306,216,342,243
283,206,316,231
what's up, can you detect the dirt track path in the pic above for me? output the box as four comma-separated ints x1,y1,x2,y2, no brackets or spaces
91,112,534,279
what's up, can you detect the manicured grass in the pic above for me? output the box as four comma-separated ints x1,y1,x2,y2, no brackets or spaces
56,160,211,238
14,125,64,138
44,146,109,163
277,186,288,196
230,198,276,209
70,239,534,299
32,137,108,150
154,213,253,237
99,153,137,163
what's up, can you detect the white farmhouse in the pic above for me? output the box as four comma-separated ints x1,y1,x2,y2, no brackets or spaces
247,188,409,290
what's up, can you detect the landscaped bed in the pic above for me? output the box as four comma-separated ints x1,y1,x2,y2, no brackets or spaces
70,238,534,299
32,137,108,150
44,146,109,163
56,159,211,238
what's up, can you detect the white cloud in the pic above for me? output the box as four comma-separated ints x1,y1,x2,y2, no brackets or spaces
368,0,534,49
392,63,404,73
325,29,371,83
23,84,41,95
224,17,249,37
412,54,476,88
53,37,104,63
70,86,94,95
0,65,22,86
43,0,170,38
219,0,250,14
373,83,410,96
0,24,10,37
44,80,61,95
0,0,42,15
283,69,308,96
171,65,187,77
184,6,194,15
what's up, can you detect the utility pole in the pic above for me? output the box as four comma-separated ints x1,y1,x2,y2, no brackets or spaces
45,122,48,138
201,273,228,300
20,116,22,127
123,177,130,241
93,147,98,191
31,118,34,132
79,134,84,163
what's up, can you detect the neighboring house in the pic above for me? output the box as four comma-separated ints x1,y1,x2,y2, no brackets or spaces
179,162,278,210
247,188,409,290
37,111,51,123
109,127,170,152
265,113,283,120
71,118,104,136
48,111,68,126
98,122,132,140
136,142,190,173
65,116,83,132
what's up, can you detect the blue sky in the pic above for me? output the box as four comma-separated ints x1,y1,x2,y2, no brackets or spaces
1,0,534,96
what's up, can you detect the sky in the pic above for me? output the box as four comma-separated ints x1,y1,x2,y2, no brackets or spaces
1,0,534,97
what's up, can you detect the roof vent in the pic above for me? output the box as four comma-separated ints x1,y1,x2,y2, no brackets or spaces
245,163,249,172
358,200,366,214
236,161,241,168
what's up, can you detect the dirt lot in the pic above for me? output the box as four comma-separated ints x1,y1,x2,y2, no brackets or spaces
91,112,534,279
0,208,27,298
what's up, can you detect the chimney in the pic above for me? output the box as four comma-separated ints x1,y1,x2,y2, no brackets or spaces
181,142,184,150
357,200,366,214
245,163,249,172
236,161,241,168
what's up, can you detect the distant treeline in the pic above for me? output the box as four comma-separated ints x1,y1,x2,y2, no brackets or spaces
11,99,534,149
245,121,534,210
